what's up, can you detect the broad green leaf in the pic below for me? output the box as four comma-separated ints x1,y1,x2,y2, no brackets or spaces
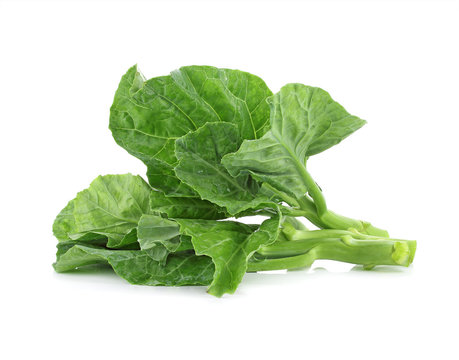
223,84,366,199
137,215,180,250
53,244,215,286
137,214,195,264
149,190,227,220
142,245,170,265
176,215,281,297
145,158,196,197
53,200,105,242
174,122,275,215
137,214,193,251
269,83,366,157
109,65,272,195
55,240,110,263
53,200,75,241
53,174,152,248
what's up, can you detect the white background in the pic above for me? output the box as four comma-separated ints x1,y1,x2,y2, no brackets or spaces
1,0,458,359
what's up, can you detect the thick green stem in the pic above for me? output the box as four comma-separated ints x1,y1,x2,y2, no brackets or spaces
289,195,390,236
294,165,389,237
282,216,309,231
293,196,326,228
266,165,388,236
299,166,328,215
248,252,316,271
248,229,416,272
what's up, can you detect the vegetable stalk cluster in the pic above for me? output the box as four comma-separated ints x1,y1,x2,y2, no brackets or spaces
53,65,416,296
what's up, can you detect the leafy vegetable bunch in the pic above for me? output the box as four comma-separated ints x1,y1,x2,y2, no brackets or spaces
53,65,416,296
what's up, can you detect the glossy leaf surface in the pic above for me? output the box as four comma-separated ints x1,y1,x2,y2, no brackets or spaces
175,122,274,215
109,65,272,195
149,190,227,220
176,216,281,296
54,244,214,286
223,84,366,199
53,174,151,248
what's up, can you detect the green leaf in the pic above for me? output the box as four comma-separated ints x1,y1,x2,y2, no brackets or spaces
176,215,281,297
269,83,366,157
149,190,227,220
53,200,104,242
170,66,272,139
55,239,110,263
53,174,152,248
142,246,170,265
174,122,275,215
53,244,215,286
137,214,196,265
137,214,194,251
137,215,180,250
223,84,366,199
145,158,196,197
109,65,272,195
